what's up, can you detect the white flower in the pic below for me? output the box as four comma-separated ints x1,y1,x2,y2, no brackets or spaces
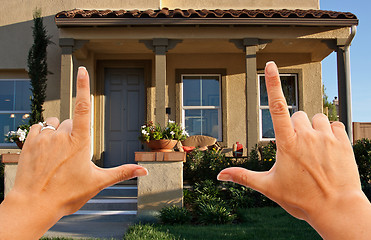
141,125,146,129
19,134,25,142
170,131,175,135
142,129,148,135
183,130,189,137
168,120,175,124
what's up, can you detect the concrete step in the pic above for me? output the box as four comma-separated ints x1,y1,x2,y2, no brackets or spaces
73,210,137,216
95,185,137,198
80,198,137,211
44,213,136,239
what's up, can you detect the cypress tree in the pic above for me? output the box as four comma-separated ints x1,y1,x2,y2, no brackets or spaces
27,8,52,125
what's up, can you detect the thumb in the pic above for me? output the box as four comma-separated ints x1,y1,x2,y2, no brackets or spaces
97,164,148,188
217,167,269,193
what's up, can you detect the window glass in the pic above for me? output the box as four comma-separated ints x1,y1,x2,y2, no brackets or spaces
15,81,32,111
281,76,296,106
0,81,14,111
183,76,201,106
0,80,31,145
182,75,221,140
201,76,220,106
260,74,297,140
184,109,219,139
261,109,274,139
260,76,296,106
259,78,268,106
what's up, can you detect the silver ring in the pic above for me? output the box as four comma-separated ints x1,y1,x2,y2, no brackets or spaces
39,121,56,131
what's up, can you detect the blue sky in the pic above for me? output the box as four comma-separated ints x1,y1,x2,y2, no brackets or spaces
321,1,371,122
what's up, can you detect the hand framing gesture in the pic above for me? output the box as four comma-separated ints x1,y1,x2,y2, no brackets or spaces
218,61,371,240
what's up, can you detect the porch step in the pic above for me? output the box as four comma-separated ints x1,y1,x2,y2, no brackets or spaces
95,185,137,198
80,198,137,211
75,185,138,215
73,210,137,215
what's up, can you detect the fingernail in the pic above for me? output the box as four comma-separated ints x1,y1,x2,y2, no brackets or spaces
217,173,233,182
265,61,278,78
134,167,148,177
78,66,87,76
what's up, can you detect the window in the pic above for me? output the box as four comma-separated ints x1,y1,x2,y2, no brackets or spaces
259,74,298,140
0,79,31,145
182,74,222,140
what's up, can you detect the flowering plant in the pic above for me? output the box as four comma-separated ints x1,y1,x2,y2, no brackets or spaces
139,120,189,142
5,124,30,143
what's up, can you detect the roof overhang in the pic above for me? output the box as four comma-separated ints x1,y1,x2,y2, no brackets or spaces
55,17,358,27
55,9,359,28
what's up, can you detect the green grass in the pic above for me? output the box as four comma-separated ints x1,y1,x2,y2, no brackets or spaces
124,207,321,240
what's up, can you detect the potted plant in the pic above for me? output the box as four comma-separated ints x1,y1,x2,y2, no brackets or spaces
5,124,30,149
139,120,189,152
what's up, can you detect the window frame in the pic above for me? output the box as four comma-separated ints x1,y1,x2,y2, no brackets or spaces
181,74,223,141
0,78,31,148
258,73,298,141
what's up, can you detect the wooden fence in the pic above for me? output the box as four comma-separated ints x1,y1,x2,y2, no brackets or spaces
353,122,371,142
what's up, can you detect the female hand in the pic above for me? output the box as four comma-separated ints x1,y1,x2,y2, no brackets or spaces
218,61,371,240
0,67,148,239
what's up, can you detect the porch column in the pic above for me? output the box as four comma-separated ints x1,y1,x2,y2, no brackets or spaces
59,38,74,121
244,39,259,151
336,44,353,141
153,39,168,127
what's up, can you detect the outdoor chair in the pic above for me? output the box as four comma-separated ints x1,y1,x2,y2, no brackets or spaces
176,135,221,153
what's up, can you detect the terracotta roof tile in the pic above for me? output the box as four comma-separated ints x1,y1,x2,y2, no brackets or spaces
55,8,357,20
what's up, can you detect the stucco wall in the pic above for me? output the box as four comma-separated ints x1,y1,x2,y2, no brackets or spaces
162,0,319,10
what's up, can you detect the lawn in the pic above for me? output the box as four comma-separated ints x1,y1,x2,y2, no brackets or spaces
124,207,322,240
41,207,320,240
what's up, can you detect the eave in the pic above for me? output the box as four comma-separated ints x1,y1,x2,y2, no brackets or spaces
55,18,358,28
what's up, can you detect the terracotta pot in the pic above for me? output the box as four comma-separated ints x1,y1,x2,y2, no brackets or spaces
146,139,178,152
15,141,24,149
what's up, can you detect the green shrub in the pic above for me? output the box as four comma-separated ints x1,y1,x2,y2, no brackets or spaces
183,144,278,224
197,202,236,225
184,149,230,184
259,141,276,170
183,188,195,207
124,224,178,240
159,205,192,225
353,138,371,186
192,180,223,210
193,180,220,198
184,143,277,185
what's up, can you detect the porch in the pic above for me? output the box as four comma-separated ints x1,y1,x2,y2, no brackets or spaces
56,9,357,167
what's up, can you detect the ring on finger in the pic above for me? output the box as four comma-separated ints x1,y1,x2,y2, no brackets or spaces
39,121,57,131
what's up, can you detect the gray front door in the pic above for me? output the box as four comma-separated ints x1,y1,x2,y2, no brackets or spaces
104,68,145,167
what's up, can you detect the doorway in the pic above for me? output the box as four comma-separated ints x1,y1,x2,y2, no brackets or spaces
104,68,145,167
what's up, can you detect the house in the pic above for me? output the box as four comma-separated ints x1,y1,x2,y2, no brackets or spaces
0,0,358,168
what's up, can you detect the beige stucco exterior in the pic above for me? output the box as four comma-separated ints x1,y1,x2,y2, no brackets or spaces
0,0,354,163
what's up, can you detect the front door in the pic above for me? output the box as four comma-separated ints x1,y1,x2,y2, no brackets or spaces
104,68,145,167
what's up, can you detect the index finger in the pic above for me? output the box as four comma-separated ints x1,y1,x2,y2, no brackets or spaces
265,61,295,142
71,66,91,140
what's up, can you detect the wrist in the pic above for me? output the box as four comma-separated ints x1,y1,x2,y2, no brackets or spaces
0,190,64,239
308,190,371,240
